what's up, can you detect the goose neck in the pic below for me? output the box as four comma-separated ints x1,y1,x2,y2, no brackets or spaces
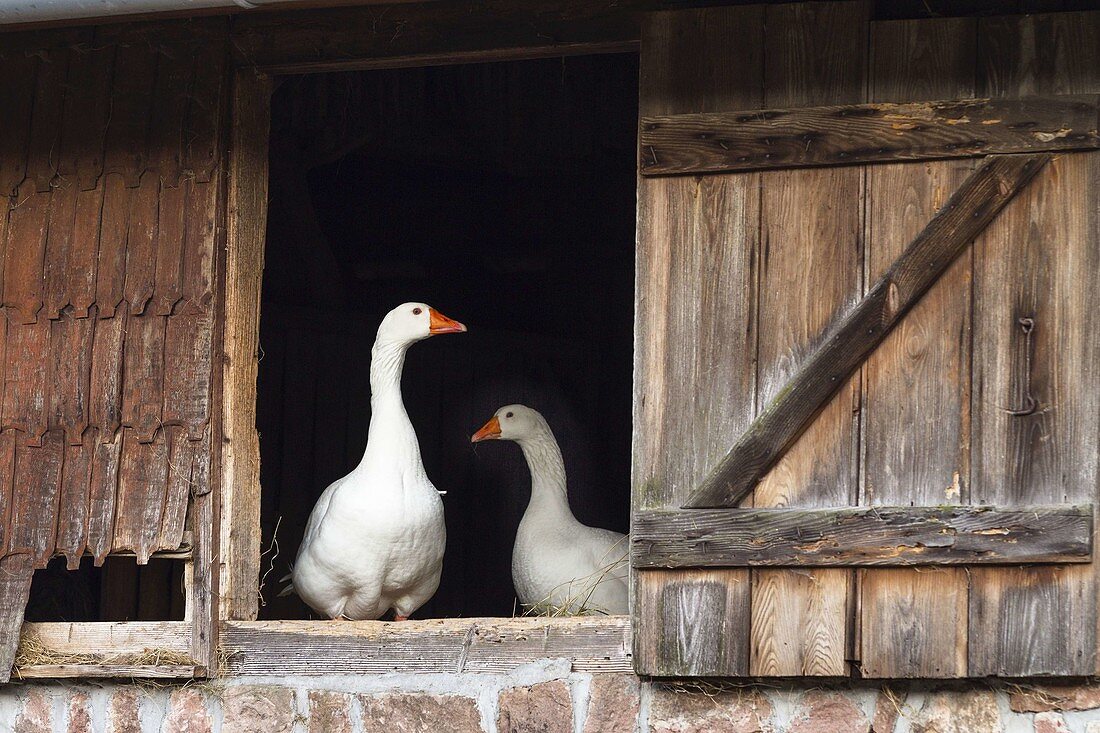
517,433,571,512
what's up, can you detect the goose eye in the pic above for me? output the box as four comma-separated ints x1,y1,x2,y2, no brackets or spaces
412,307,423,315
505,412,514,418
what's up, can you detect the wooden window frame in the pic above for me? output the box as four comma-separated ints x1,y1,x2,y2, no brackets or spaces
217,20,643,672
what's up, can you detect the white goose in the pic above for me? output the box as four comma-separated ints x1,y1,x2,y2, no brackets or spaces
472,405,628,615
286,302,466,620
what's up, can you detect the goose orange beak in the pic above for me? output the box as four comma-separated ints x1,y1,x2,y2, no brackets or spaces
471,416,501,443
429,308,467,335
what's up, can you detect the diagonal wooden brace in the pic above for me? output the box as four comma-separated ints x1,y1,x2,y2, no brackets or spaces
684,153,1051,509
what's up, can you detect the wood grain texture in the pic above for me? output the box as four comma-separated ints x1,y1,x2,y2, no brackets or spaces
86,429,122,565
222,617,632,676
221,69,272,622
859,16,977,679
3,188,49,324
233,0,639,74
7,432,64,566
633,505,1092,568
48,311,93,445
690,153,1049,510
3,319,51,443
0,49,38,197
112,429,169,564
0,554,33,683
639,95,1100,175
26,46,70,194
969,10,1100,677
749,0,869,678
632,5,762,676
56,439,94,569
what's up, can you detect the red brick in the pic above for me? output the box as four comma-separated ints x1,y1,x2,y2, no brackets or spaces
648,685,773,733
498,681,572,733
871,686,906,733
108,688,143,733
1035,712,1070,733
161,688,212,733
788,691,869,733
308,690,353,733
360,692,482,733
912,690,1000,733
222,686,295,733
67,691,92,733
14,689,52,733
1011,684,1100,713
584,675,639,733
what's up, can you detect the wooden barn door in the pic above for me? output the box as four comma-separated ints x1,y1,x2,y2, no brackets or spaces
632,3,1100,678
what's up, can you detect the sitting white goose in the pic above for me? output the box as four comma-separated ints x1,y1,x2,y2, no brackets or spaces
286,302,466,620
471,405,628,615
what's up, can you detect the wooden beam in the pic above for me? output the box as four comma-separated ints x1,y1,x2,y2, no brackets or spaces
220,617,631,675
231,0,642,74
685,153,1050,509
633,505,1093,568
639,95,1100,175
13,665,198,679
221,69,272,623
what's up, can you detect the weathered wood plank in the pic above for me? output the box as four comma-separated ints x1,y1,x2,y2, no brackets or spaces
639,94,1099,175
13,664,198,679
221,617,632,676
688,152,1050,511
748,0,870,678
221,69,272,623
632,4,762,677
19,621,192,655
233,0,640,74
969,11,1100,678
859,16,977,680
0,554,34,683
633,505,1092,568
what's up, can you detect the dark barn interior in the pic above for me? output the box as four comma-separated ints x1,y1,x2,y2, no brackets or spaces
256,54,639,619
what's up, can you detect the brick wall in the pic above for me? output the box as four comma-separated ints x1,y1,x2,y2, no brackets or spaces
4,666,1100,732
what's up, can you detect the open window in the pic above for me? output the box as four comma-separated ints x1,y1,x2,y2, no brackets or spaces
254,58,638,621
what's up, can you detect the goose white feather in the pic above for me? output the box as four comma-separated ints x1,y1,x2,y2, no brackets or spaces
472,405,628,615
286,302,465,620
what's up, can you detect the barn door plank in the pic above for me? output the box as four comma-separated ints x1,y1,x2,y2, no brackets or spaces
633,5,762,676
749,0,869,677
969,11,1100,677
859,17,976,679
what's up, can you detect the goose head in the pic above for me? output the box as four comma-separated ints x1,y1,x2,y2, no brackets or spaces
471,404,548,444
376,302,466,346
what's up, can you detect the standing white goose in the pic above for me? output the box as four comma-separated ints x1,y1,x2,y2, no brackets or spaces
471,405,628,615
287,302,466,620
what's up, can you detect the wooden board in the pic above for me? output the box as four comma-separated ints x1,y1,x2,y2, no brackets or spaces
968,11,1100,677
222,617,631,675
221,69,272,622
859,17,976,679
632,505,1092,567
638,94,1100,175
233,0,640,74
687,153,1049,510
749,0,869,678
632,4,762,677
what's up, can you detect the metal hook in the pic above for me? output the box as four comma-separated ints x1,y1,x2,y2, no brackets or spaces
1005,316,1037,417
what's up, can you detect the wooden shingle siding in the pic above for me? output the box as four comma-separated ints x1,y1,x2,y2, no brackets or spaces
0,22,228,680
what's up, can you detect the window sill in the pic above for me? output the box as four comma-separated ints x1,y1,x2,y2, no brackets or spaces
220,616,632,676
15,622,199,679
